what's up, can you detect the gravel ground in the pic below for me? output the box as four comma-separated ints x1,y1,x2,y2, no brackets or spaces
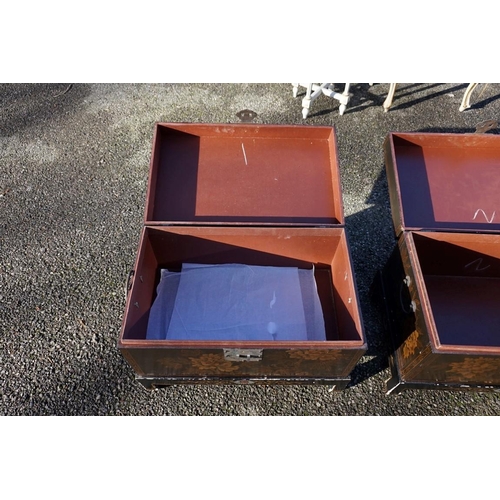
1,82,500,416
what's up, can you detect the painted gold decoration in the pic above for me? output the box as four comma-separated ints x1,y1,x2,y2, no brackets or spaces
189,354,239,373
402,330,419,359
447,357,499,381
287,350,335,361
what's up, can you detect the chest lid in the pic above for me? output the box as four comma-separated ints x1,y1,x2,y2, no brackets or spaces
144,123,344,226
384,132,500,236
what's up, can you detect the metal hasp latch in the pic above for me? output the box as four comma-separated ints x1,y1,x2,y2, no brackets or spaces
224,349,263,362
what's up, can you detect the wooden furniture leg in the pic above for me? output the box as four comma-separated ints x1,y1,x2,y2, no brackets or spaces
383,83,397,112
459,83,479,111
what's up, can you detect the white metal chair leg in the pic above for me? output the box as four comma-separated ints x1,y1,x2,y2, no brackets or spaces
295,83,352,118
316,83,351,115
338,83,351,115
302,83,331,118
383,83,397,112
301,84,314,119
459,83,479,112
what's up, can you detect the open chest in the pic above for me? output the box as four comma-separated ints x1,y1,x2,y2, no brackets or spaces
118,123,366,388
380,131,500,393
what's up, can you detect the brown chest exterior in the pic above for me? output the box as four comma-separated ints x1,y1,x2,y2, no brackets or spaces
382,132,500,392
118,124,366,388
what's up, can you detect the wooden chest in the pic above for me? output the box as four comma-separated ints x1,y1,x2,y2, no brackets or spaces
118,123,366,388
381,132,500,393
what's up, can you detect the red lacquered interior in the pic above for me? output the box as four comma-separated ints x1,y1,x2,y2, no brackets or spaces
145,123,344,226
120,226,365,346
409,232,500,350
386,133,500,233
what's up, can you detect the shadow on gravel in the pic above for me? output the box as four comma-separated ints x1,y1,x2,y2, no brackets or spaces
0,83,92,137
417,126,500,135
343,166,397,387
